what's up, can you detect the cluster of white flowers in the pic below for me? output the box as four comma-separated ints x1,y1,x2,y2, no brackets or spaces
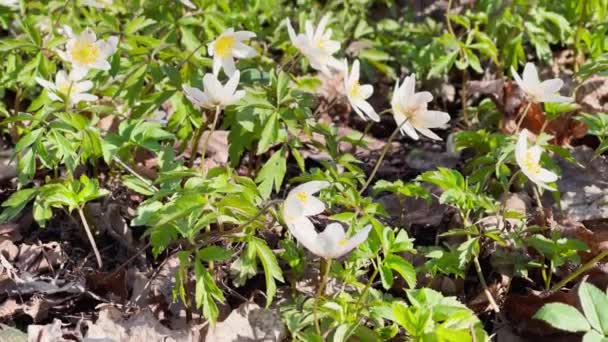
36,26,118,107
286,15,451,140
182,28,256,110
282,181,371,259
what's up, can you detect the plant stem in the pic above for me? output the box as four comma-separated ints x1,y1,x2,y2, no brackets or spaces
473,256,500,313
199,105,221,174
189,122,205,168
515,102,533,132
462,69,470,127
112,155,159,192
314,258,333,336
551,250,608,292
78,207,103,268
355,266,379,311
359,120,407,195
532,185,547,228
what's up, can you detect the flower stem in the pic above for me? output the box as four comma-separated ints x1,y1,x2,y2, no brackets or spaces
550,250,608,292
78,207,103,268
112,155,159,192
314,258,332,336
473,256,500,313
359,120,406,195
515,102,533,132
199,105,221,174
189,122,205,168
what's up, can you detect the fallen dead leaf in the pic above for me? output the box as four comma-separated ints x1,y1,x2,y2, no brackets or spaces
27,319,65,342
205,302,286,342
84,306,194,342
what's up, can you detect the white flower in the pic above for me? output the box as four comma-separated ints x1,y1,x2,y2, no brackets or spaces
180,0,196,9
286,217,372,259
182,71,245,110
0,0,19,9
36,70,97,107
82,0,112,8
515,129,558,191
208,28,257,77
344,59,379,122
511,63,573,103
285,15,342,75
56,26,118,81
282,181,330,221
391,74,450,140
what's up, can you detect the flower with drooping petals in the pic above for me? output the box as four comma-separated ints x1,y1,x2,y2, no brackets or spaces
208,28,257,77
82,0,112,8
344,59,379,122
182,71,245,110
285,15,342,75
282,181,330,222
511,63,572,104
36,70,97,107
391,73,450,140
56,26,118,80
286,217,372,259
515,129,558,191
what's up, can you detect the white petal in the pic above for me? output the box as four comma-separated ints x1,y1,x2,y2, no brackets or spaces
75,80,94,93
180,0,196,9
403,74,416,99
225,70,241,96
289,180,330,196
69,67,89,81
515,130,529,166
233,42,257,58
221,57,236,77
234,31,256,41
527,145,542,164
61,25,75,39
285,19,298,44
315,15,330,42
80,28,97,43
333,225,372,258
230,90,245,104
203,73,223,97
415,127,442,141
543,94,573,103
522,63,540,86
316,222,345,258
540,78,563,94
72,93,98,103
359,84,373,99
511,66,525,89
47,92,62,102
212,56,222,76
353,100,379,122
286,216,322,256
400,121,419,140
415,110,450,128
413,91,433,106
36,77,56,91
350,60,360,86
536,168,558,183
182,85,206,107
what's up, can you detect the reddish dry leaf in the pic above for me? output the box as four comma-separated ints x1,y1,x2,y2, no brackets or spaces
503,290,579,340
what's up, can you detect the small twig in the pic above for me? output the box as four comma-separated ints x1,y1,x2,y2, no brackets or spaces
112,156,159,192
78,207,103,268
551,250,608,292
359,119,408,195
515,102,533,132
473,256,500,313
103,241,152,281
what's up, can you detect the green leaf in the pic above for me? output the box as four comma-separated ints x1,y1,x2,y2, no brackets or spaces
582,330,606,342
197,246,232,262
250,237,284,307
257,112,280,155
384,254,416,288
255,147,287,200
429,50,458,78
579,282,608,334
533,303,591,332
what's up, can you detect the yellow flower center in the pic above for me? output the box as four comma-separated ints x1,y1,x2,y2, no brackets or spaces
338,239,347,246
523,150,541,175
295,191,308,203
70,40,100,65
214,35,236,58
349,81,361,99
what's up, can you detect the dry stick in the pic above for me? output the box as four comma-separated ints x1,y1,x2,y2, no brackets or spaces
473,256,500,313
551,250,608,292
515,102,533,132
112,155,159,192
314,258,333,336
359,119,408,195
78,207,103,268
